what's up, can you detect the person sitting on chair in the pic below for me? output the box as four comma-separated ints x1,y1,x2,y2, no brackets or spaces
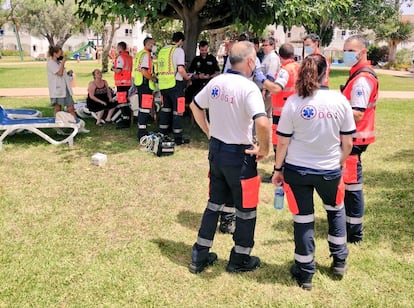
86,69,118,125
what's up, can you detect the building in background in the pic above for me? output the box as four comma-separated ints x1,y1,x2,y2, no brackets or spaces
0,21,148,59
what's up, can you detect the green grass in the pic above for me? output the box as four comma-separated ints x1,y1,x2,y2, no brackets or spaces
0,97,413,306
1,59,414,91
329,69,414,91
0,60,112,88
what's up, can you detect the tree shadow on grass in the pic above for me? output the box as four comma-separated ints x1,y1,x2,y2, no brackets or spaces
1,108,211,154
363,168,414,254
150,238,294,286
177,210,202,232
271,216,330,241
386,148,414,162
150,238,222,279
317,262,344,281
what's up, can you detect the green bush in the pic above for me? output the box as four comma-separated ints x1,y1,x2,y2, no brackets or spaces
396,48,412,67
368,45,389,66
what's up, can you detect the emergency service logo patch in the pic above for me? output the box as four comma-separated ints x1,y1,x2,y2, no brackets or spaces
355,86,364,97
211,85,220,100
300,105,316,120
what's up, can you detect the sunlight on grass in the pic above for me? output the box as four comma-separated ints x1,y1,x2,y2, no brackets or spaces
0,97,413,306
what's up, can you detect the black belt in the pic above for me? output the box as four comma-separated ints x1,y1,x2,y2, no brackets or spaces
209,137,251,153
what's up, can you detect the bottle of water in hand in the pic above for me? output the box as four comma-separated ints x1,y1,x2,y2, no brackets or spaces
274,185,284,210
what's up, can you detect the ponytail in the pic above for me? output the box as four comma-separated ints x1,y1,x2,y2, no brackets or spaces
296,54,327,98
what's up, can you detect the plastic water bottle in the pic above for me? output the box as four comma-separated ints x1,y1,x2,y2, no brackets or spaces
274,185,284,210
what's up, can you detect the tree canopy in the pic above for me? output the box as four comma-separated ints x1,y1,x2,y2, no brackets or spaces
272,0,353,46
65,0,275,61
12,0,85,47
59,0,414,64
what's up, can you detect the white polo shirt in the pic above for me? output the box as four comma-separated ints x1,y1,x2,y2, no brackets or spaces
194,71,266,145
261,51,280,79
350,76,374,109
173,47,186,81
277,89,356,170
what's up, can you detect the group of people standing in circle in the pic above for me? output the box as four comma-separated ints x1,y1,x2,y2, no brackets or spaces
46,32,378,290
188,34,378,291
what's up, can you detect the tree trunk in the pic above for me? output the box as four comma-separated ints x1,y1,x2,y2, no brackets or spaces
56,34,72,49
388,40,397,63
183,14,202,66
208,28,227,56
45,34,55,47
101,21,119,73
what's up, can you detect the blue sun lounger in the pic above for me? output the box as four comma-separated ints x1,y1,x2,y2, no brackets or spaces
5,108,42,119
0,106,79,150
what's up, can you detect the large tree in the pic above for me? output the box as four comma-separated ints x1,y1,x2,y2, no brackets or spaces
12,0,85,47
89,15,121,72
340,0,414,63
375,18,414,63
271,0,353,46
67,0,275,62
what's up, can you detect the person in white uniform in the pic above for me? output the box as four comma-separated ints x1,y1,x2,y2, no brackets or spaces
272,54,356,290
189,41,270,274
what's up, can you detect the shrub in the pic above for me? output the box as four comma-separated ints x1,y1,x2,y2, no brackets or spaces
0,50,30,56
368,45,389,66
396,48,412,67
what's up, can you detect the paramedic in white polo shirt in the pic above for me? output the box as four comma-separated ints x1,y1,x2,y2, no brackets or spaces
272,54,356,290
188,41,270,274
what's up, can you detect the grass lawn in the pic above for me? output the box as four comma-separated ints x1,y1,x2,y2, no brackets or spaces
0,60,111,88
0,97,413,306
1,59,414,91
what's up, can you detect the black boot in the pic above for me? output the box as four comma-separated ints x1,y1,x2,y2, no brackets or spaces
290,264,313,290
219,212,236,234
226,248,260,273
331,256,347,278
116,105,131,129
189,244,217,274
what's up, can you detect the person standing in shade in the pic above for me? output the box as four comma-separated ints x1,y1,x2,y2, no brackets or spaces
260,37,281,133
272,54,355,290
189,41,270,274
262,43,300,182
303,33,330,86
133,37,157,140
186,40,220,106
157,31,192,145
187,39,233,234
112,41,133,129
341,35,379,244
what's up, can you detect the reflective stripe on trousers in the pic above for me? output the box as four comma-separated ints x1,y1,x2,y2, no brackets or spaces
285,168,348,274
159,81,185,139
195,148,258,255
344,152,364,242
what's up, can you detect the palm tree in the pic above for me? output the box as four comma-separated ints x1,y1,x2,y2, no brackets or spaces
375,18,414,64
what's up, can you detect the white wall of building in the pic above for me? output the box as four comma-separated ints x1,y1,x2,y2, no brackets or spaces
0,21,149,58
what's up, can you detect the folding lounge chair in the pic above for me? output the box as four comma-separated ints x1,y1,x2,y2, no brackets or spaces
5,108,42,119
0,106,79,150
